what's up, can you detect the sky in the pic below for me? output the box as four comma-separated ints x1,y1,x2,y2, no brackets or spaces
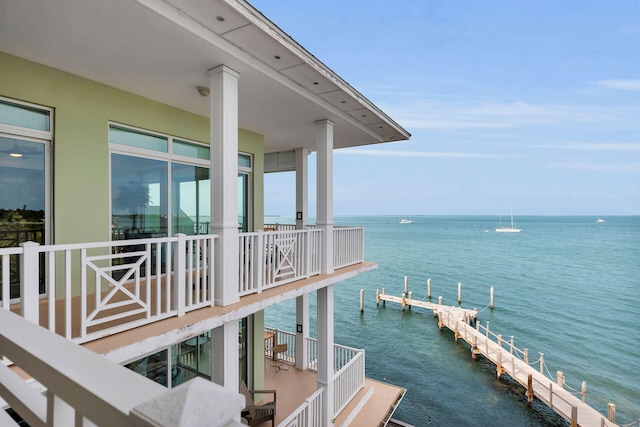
255,0,640,216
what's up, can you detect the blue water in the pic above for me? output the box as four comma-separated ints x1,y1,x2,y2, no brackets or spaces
266,216,640,426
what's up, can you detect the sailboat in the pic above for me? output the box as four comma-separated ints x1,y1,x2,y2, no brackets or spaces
496,208,521,233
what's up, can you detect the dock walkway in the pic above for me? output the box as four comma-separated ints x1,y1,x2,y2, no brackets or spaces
377,290,618,427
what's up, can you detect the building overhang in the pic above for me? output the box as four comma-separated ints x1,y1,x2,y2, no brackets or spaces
0,0,410,153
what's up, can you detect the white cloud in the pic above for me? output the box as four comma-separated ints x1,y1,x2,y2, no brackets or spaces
336,148,499,159
595,80,640,91
533,143,640,151
381,98,640,132
553,162,640,173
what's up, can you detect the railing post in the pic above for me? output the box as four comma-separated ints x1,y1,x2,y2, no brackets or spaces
540,352,544,375
524,348,529,364
20,241,40,323
173,234,186,316
254,232,264,293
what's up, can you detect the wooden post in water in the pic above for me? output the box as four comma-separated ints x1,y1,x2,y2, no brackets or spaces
407,291,412,310
472,334,478,359
539,353,545,375
438,296,442,307
496,352,502,378
556,371,564,388
427,278,432,300
404,276,408,295
382,288,386,306
526,374,533,404
401,293,406,310
376,289,380,307
607,403,616,423
581,381,586,403
360,289,364,313
458,282,462,304
490,286,495,309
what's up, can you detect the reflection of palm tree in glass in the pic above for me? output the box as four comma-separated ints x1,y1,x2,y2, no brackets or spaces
114,181,151,232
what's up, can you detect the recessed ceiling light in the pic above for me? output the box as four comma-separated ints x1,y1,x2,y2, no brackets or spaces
274,55,281,60
362,114,367,118
216,16,225,22
313,82,319,85
341,101,346,104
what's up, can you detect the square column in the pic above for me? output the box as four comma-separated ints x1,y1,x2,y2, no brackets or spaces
212,322,239,391
316,120,334,275
295,148,309,230
317,285,335,424
295,294,309,370
208,65,240,306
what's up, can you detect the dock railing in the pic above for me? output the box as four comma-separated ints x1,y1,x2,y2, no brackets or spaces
439,312,620,427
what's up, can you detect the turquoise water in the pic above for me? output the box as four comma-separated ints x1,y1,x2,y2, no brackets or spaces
266,216,640,426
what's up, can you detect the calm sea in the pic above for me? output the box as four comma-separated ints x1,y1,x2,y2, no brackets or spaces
265,216,640,426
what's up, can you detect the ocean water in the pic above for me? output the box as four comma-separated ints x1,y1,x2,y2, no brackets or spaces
265,216,640,426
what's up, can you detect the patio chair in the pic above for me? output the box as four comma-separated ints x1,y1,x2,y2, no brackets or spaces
240,381,276,427
270,343,289,372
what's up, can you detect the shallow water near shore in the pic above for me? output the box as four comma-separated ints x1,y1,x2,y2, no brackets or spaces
266,215,640,426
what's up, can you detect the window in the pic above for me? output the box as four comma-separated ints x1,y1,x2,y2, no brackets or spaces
0,98,52,300
109,124,253,239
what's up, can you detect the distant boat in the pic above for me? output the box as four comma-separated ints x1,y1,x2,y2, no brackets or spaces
596,218,606,223
496,209,521,233
399,219,413,224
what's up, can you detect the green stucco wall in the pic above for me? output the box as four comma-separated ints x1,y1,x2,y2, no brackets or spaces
0,51,264,244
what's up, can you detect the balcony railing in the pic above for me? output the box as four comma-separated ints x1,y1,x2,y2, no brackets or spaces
0,309,246,427
0,227,364,345
265,327,365,421
238,229,323,296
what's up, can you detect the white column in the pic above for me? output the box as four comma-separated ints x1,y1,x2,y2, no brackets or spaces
317,285,335,423
316,120,334,275
208,65,240,306
295,294,309,370
212,322,239,391
295,148,309,230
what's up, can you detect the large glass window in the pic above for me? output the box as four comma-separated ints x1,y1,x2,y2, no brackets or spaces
111,154,168,239
172,163,210,235
0,98,51,301
109,124,253,240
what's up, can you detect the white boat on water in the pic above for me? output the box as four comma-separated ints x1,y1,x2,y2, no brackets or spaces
596,218,606,223
496,209,521,233
399,219,413,224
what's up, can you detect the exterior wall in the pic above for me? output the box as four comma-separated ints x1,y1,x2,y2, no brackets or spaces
0,51,264,244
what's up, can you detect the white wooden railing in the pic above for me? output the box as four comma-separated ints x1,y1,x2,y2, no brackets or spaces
0,234,216,344
238,229,323,296
278,388,324,427
264,327,365,421
1,226,363,345
0,309,245,427
333,227,364,269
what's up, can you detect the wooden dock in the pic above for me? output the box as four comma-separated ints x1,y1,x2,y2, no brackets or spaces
377,289,618,427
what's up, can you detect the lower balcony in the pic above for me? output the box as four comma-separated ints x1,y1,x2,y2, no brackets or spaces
0,309,404,427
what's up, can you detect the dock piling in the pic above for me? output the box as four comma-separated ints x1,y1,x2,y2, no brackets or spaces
403,276,408,295
490,286,494,309
427,278,432,300
557,371,564,388
407,291,412,310
581,381,586,403
376,289,380,306
527,374,533,404
360,289,364,313
458,282,462,304
540,353,545,375
608,403,616,423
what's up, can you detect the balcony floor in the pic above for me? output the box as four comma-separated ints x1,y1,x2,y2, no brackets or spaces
261,359,406,427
